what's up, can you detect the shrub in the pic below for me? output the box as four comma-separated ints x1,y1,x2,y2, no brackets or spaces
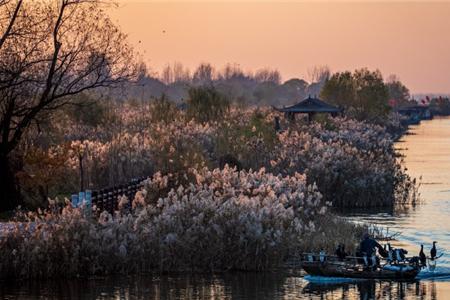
214,110,277,170
187,86,230,123
149,94,181,124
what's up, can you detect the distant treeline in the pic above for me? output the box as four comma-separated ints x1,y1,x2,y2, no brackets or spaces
425,96,450,116
115,63,434,121
119,63,330,107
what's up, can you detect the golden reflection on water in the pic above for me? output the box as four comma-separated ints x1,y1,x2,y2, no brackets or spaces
392,118,450,253
397,117,450,196
0,273,447,300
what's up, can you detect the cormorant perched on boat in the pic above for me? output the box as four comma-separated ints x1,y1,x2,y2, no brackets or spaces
419,244,427,267
335,244,342,258
393,248,408,262
387,243,393,262
430,241,438,260
335,244,348,260
340,244,348,259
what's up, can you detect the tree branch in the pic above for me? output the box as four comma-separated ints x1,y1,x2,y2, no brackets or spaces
0,0,22,49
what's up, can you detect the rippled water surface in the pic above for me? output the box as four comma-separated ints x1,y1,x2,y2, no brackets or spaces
2,117,450,299
348,117,450,269
2,273,450,299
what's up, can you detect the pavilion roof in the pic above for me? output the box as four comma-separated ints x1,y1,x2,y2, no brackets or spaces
274,96,341,113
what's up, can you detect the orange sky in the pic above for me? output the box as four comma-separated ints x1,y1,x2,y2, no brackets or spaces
110,1,450,94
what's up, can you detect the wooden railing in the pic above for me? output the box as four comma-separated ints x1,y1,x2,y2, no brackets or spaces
71,177,148,213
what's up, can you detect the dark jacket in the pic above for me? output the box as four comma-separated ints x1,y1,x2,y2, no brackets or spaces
360,237,383,256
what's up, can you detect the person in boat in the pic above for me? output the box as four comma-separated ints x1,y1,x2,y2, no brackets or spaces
360,233,384,257
359,233,384,269
355,246,365,264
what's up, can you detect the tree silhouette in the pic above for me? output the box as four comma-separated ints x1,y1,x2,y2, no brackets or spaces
0,0,136,211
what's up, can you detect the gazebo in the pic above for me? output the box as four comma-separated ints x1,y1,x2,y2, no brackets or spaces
273,95,341,122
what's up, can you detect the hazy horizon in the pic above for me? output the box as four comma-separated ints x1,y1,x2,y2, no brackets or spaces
110,1,450,94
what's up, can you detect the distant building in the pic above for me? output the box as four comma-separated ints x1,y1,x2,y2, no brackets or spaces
395,105,432,125
273,95,341,122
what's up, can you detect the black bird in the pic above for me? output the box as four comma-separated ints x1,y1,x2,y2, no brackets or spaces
430,241,438,260
419,244,427,267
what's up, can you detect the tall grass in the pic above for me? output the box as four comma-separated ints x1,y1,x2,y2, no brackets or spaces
1,166,367,279
21,103,416,209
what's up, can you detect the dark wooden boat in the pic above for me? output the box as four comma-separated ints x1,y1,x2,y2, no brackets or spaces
301,253,421,280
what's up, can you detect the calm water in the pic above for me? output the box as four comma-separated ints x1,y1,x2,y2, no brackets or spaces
2,117,450,299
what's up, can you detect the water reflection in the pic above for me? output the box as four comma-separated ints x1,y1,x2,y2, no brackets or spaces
301,279,441,300
0,273,445,300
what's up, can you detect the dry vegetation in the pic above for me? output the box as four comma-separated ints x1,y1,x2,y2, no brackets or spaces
0,92,418,278
0,0,419,280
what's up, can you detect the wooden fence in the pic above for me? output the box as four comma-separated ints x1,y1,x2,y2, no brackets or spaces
71,177,148,213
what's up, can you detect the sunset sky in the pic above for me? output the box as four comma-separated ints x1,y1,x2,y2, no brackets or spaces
110,1,450,94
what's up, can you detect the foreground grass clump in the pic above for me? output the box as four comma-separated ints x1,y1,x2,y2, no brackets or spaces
0,167,364,279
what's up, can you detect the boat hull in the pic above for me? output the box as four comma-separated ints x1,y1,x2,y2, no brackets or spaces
302,261,420,280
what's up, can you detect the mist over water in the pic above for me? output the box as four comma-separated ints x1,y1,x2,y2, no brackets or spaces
2,117,450,299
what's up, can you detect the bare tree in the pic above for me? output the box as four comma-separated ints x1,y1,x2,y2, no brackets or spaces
219,63,245,80
0,0,22,49
307,65,331,84
160,62,191,84
192,63,215,85
0,0,136,211
161,64,173,85
254,68,281,84
172,62,190,83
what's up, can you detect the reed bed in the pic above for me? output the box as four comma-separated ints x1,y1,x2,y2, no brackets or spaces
1,167,343,279
21,104,417,209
